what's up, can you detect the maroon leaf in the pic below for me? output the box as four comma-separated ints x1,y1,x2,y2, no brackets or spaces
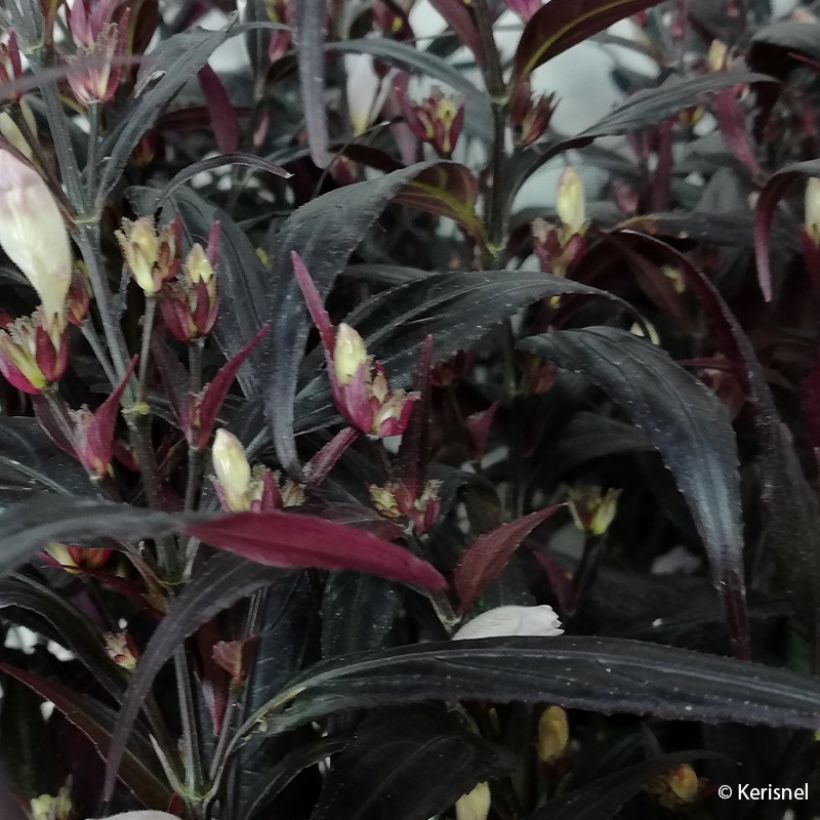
753,159,820,301
466,401,499,462
454,506,560,613
197,63,239,153
427,0,485,68
712,87,761,178
0,662,172,808
306,426,360,487
188,324,269,448
185,510,447,591
512,0,665,87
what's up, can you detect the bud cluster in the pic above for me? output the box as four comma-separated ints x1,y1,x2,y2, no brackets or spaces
369,479,442,534
395,76,465,157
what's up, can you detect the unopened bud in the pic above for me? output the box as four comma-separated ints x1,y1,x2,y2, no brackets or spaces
30,785,72,820
537,706,569,764
556,167,586,237
455,781,491,820
334,323,368,386
646,763,700,808
567,484,620,536
212,429,252,512
0,150,72,322
104,631,139,672
45,542,112,574
117,216,160,294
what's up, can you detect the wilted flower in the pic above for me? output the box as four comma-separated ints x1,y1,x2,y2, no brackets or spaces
116,216,180,295
104,631,139,671
44,542,112,574
30,784,72,820
159,224,220,342
0,150,72,323
395,76,464,157
67,15,130,106
293,254,418,438
368,479,442,534
537,706,570,764
646,763,701,808
455,781,491,820
453,605,564,640
0,310,68,394
567,484,620,536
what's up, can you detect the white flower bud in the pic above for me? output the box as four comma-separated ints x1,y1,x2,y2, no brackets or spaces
0,149,71,322
212,429,252,512
455,781,491,820
452,605,563,640
556,167,586,237
334,322,368,385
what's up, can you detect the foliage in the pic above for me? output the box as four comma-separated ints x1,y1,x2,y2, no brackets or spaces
1,0,820,818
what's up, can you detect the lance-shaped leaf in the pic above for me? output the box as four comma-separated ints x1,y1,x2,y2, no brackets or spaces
186,510,447,590
237,637,820,741
518,327,750,659
750,21,820,78
455,506,561,614
0,662,172,808
753,159,820,301
185,325,269,449
427,0,485,68
294,0,330,167
197,63,239,153
512,0,666,87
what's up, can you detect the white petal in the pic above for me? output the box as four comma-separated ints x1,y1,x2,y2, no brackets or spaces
343,54,393,136
86,812,181,820
452,605,563,640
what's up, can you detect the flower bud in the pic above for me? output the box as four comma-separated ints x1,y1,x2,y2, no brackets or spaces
265,0,293,62
116,216,180,295
104,630,139,671
397,80,465,157
212,429,253,512
646,763,700,808
67,18,128,106
45,542,112,574
453,605,563,640
67,263,91,326
30,785,72,820
0,99,37,159
0,150,72,322
537,706,569,764
556,167,586,238
805,177,820,247
455,782,491,820
0,310,68,394
567,485,620,536
334,323,369,386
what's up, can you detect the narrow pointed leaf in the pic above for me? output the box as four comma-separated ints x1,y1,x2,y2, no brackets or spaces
295,0,330,167
455,506,561,614
197,63,239,153
427,0,485,67
518,327,750,658
239,637,820,740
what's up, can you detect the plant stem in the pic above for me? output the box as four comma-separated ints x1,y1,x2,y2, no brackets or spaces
174,648,205,804
85,100,101,216
138,296,157,404
80,321,118,387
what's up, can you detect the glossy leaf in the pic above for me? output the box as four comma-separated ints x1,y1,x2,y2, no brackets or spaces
0,662,172,808
238,637,820,740
512,0,666,86
753,158,820,301
455,506,561,614
519,328,750,658
311,707,505,820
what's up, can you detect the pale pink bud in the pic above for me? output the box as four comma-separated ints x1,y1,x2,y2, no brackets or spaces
0,150,72,322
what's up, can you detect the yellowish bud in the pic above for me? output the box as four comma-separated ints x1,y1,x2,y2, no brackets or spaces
212,429,252,512
556,167,586,237
334,323,368,385
661,265,686,294
806,177,820,246
707,39,729,72
455,781,491,820
369,484,402,519
567,484,620,536
104,631,138,672
0,149,72,322
116,216,161,294
646,763,700,808
186,242,214,285
44,542,79,573
537,706,570,764
30,784,72,820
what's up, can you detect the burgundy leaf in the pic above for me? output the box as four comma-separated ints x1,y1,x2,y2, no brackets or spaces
427,0,485,68
189,324,269,448
466,401,499,462
455,506,560,613
712,87,761,178
185,510,447,591
512,0,665,87
753,159,820,301
197,63,239,153
306,426,360,487
292,251,336,354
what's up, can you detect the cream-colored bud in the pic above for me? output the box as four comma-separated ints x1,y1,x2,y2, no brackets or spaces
116,217,160,294
556,167,586,237
0,149,71,321
30,784,72,820
537,706,569,764
806,177,820,246
567,484,620,536
185,242,214,284
212,429,252,512
455,781,491,820
334,323,368,385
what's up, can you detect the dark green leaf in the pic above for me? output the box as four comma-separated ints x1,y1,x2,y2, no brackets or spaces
295,0,330,167
239,637,820,739
519,327,749,658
